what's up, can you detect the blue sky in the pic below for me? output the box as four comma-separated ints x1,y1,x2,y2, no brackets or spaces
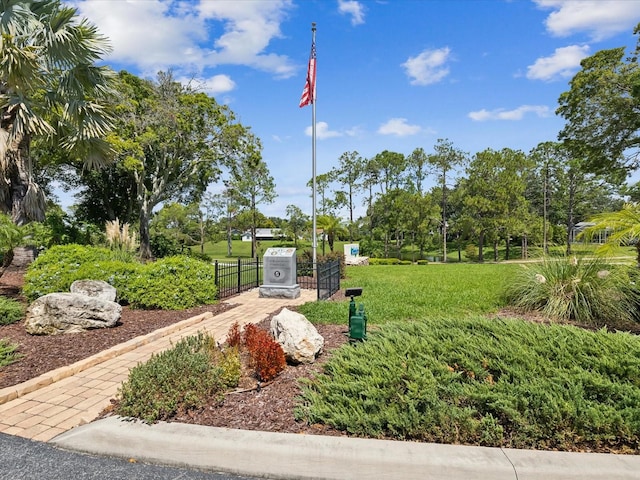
67,0,640,221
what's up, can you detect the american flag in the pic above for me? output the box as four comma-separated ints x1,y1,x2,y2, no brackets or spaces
299,39,316,108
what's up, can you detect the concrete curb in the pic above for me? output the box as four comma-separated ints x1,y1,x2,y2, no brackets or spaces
0,311,214,405
52,416,640,480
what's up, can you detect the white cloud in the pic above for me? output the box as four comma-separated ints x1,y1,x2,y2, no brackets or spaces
535,0,640,41
377,118,421,136
468,105,551,121
402,47,451,86
526,45,590,81
178,74,236,96
305,121,342,139
338,0,365,26
71,0,296,78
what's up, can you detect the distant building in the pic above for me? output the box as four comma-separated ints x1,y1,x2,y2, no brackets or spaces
241,228,286,242
570,222,609,243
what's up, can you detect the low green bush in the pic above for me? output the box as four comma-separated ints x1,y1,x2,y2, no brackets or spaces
368,258,400,265
0,297,24,325
0,338,22,367
416,260,429,265
116,332,238,423
126,256,218,309
465,244,478,262
296,318,640,451
23,244,136,301
505,256,640,327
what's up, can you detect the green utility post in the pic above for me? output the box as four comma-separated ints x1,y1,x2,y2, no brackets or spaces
345,287,367,341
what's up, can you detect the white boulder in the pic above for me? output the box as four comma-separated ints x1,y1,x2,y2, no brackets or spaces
270,308,324,364
70,279,117,302
25,293,122,335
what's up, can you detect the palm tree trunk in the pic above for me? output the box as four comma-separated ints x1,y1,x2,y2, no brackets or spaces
3,135,45,225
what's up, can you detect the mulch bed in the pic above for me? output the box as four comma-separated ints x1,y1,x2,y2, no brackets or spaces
0,269,350,436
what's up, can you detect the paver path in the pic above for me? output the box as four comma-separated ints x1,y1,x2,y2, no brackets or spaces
0,289,316,442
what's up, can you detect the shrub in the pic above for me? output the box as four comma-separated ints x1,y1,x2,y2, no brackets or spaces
296,318,640,451
23,244,136,301
0,297,24,325
243,323,286,382
465,244,478,262
416,259,429,265
226,321,242,348
0,338,22,367
116,332,230,423
150,233,182,258
126,256,218,309
369,258,400,265
505,255,640,327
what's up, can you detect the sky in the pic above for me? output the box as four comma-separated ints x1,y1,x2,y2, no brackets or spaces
64,0,640,221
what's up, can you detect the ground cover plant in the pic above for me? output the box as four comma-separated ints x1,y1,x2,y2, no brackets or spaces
116,331,239,423
0,338,22,367
296,317,640,452
0,297,24,325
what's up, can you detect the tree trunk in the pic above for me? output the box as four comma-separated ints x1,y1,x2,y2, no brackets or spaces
505,234,510,261
478,231,485,263
139,201,153,260
493,238,498,262
3,135,45,225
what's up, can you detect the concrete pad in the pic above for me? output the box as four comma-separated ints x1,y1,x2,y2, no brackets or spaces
53,416,515,480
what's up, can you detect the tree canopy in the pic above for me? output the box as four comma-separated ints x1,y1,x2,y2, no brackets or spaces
0,0,115,224
557,24,640,179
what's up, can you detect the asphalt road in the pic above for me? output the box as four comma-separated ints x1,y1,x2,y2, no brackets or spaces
0,432,254,480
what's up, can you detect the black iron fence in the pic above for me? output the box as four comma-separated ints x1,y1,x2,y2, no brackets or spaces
213,257,341,301
214,257,262,299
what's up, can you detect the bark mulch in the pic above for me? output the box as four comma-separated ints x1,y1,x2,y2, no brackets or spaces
0,270,349,436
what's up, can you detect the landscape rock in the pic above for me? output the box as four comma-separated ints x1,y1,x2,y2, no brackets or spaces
25,293,122,335
345,256,369,266
70,279,117,302
270,308,324,364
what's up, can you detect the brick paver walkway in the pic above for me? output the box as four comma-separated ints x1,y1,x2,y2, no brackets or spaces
0,289,316,442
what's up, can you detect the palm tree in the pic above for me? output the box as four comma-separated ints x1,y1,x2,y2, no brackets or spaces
0,0,114,225
317,214,347,252
581,203,640,266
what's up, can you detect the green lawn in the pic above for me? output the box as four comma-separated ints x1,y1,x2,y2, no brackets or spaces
299,263,520,324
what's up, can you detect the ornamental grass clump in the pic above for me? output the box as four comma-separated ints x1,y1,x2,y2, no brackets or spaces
116,331,239,423
505,255,640,328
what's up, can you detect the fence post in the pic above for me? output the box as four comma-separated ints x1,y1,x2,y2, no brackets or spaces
236,257,241,294
316,261,321,301
214,260,219,287
255,255,260,287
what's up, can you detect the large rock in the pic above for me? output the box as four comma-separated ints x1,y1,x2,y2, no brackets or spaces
70,279,117,302
25,293,122,335
270,308,324,364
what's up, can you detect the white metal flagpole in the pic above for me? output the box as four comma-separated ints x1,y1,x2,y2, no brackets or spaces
311,22,317,271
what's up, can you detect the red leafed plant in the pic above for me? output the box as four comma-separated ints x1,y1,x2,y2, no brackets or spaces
226,322,286,382
226,321,242,348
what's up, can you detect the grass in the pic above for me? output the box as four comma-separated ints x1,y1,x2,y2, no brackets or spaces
299,263,520,324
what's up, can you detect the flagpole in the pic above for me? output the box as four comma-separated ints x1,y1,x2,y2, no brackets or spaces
311,22,317,272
